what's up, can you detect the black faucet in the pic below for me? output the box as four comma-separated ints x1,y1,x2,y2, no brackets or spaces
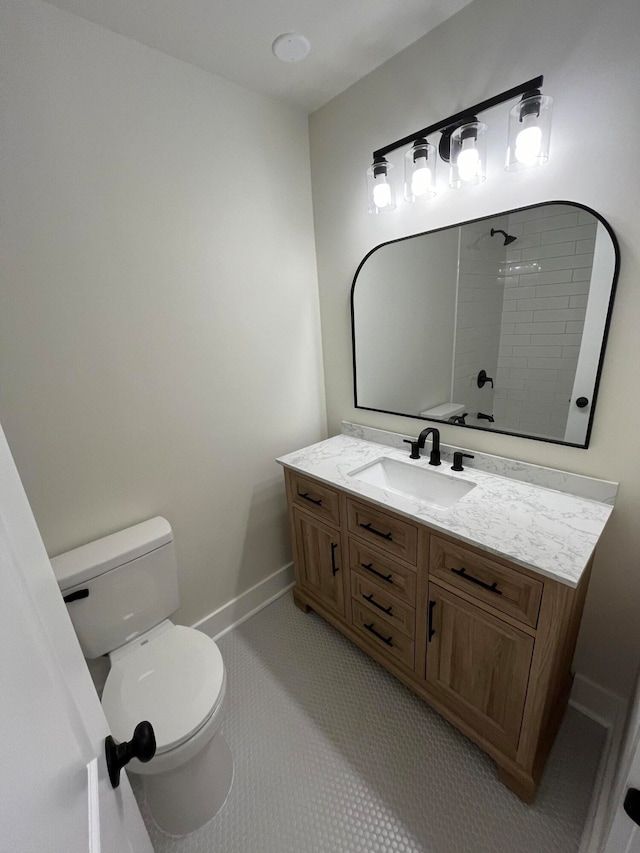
403,427,441,465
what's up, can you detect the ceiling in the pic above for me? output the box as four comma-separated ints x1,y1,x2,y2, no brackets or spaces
44,0,474,112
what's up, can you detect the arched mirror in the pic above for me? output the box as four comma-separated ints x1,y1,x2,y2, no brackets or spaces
351,201,619,447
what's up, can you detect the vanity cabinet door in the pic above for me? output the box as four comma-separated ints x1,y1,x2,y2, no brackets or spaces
292,508,346,618
425,583,534,756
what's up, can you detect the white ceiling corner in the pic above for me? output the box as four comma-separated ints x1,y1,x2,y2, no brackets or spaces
43,0,474,112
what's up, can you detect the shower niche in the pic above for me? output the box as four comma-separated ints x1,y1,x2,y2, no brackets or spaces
351,202,619,447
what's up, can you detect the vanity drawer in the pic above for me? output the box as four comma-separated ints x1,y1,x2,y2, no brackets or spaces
347,499,418,565
430,536,543,629
349,541,417,606
351,600,415,670
351,573,415,639
289,471,341,527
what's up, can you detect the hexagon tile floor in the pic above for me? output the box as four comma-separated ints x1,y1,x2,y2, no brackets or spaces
133,593,605,853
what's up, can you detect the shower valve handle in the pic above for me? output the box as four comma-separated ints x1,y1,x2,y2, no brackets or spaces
477,370,494,389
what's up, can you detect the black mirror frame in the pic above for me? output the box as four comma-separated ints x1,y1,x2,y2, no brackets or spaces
351,200,620,448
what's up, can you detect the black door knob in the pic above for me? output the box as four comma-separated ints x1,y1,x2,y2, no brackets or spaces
575,396,589,408
624,787,640,826
105,720,156,788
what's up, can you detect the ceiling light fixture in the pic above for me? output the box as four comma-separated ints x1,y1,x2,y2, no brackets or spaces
272,33,311,63
366,75,552,212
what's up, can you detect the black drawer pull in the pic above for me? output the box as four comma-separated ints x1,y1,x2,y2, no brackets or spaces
364,623,393,647
428,599,436,642
361,562,393,584
63,588,89,604
330,542,340,576
363,593,393,615
359,522,393,541
451,566,502,595
299,491,322,506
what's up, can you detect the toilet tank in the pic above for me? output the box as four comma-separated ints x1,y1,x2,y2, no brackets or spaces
51,517,180,659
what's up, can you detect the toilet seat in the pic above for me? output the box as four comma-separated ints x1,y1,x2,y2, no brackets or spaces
102,624,224,755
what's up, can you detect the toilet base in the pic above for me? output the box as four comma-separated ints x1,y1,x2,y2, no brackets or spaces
142,730,234,836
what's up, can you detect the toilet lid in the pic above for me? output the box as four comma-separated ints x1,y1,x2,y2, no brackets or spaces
102,625,224,755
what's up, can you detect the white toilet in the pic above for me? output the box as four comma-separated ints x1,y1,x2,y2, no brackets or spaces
52,517,233,836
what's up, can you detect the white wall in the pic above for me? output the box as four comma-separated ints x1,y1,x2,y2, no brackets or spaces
310,0,640,697
0,0,326,628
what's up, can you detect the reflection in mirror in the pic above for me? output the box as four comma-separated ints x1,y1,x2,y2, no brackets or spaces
352,202,619,447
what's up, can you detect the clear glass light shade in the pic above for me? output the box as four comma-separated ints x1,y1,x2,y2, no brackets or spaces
404,140,436,202
506,94,553,171
449,121,487,188
367,157,396,213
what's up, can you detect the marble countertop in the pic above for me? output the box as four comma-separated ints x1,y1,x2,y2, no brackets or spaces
277,435,614,588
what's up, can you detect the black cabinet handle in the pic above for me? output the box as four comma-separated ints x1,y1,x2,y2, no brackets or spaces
364,623,393,647
576,396,589,409
363,593,393,615
63,588,89,604
330,542,340,576
361,562,393,584
359,521,393,541
428,600,436,642
451,566,502,595
298,491,322,506
105,721,156,789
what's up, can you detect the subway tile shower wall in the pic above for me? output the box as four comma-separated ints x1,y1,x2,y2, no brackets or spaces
453,205,596,440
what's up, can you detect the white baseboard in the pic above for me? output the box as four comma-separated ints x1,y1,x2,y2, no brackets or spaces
192,563,295,642
571,674,628,853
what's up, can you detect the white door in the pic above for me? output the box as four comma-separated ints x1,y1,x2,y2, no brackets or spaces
602,672,640,853
0,422,153,853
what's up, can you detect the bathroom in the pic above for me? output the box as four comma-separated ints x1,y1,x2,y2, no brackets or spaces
1,0,640,849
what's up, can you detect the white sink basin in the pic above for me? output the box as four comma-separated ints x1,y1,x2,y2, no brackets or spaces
348,456,476,509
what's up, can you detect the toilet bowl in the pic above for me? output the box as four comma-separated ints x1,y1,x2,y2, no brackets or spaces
102,620,233,834
52,518,233,835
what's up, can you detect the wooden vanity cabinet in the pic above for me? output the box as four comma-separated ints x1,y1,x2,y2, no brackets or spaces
283,467,591,803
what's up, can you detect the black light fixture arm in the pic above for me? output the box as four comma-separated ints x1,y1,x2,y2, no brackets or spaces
372,75,544,160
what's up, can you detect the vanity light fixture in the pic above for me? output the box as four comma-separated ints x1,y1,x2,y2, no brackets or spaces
506,90,553,170
448,120,487,187
367,75,552,212
367,155,396,213
404,138,436,201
